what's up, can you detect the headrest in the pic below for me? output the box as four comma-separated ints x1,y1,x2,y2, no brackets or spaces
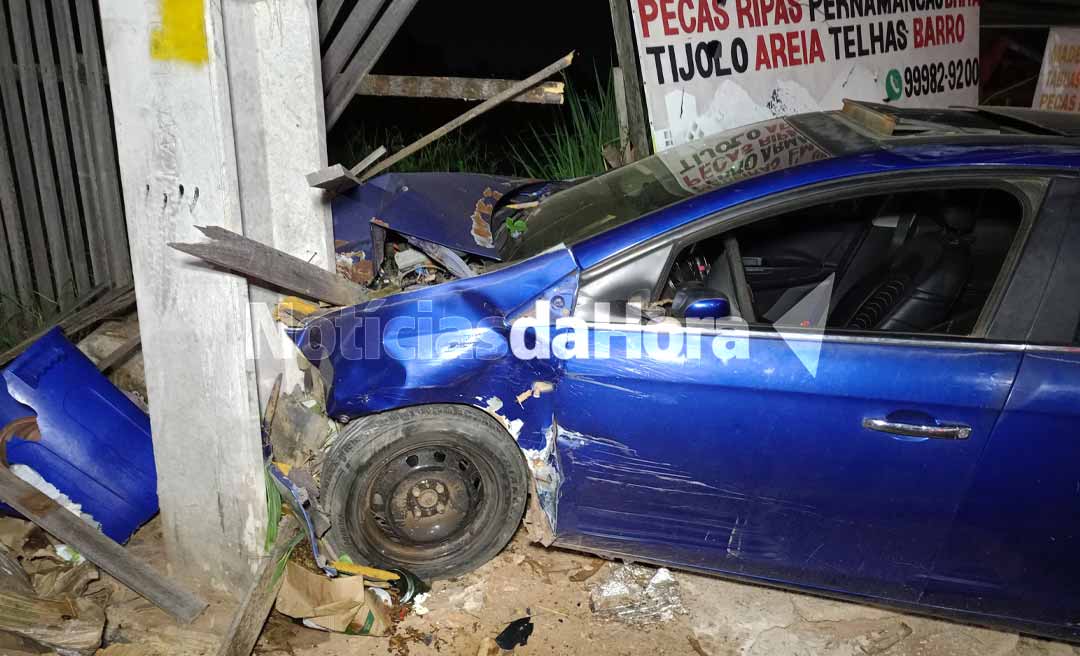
939,203,975,234
918,191,976,234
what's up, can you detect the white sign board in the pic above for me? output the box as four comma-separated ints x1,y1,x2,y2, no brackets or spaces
1033,27,1080,112
628,0,981,151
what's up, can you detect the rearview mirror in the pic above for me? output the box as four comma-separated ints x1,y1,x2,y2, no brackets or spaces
671,282,731,321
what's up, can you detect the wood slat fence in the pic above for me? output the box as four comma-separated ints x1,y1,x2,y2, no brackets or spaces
0,0,130,336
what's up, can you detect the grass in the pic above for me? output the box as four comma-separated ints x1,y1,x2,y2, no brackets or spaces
511,71,621,180
0,291,60,352
337,126,495,175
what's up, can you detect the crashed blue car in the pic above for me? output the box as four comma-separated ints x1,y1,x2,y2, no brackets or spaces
299,101,1080,641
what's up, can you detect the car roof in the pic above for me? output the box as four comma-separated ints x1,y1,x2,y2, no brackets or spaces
570,130,1080,270
834,100,1080,141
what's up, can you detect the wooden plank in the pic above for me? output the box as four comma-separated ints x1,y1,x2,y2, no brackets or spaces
29,1,92,297
360,52,575,181
170,226,368,307
357,75,565,105
0,1,56,314
306,163,362,192
214,519,299,656
75,0,131,286
325,0,419,129
9,0,77,311
349,145,387,176
322,0,386,88
97,333,142,374
318,0,348,42
0,464,207,624
608,0,651,159
842,98,897,136
612,67,629,149
52,0,108,288
0,97,33,310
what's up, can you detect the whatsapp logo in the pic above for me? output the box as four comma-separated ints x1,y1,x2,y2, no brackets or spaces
885,69,903,101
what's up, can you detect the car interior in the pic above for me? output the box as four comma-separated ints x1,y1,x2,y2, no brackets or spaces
663,188,1024,336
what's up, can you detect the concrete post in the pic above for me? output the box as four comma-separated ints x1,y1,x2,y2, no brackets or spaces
99,0,332,589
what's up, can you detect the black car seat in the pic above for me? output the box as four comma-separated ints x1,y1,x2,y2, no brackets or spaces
828,200,975,332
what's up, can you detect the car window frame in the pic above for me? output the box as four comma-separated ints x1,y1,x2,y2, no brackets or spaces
1024,177,1080,347
575,168,1055,344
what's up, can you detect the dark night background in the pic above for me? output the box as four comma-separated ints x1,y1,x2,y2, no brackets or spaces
325,1,1078,172
327,0,619,170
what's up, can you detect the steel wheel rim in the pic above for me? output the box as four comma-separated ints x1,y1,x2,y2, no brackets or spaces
351,436,495,564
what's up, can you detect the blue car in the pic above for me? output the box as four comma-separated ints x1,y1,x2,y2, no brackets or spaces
300,101,1080,641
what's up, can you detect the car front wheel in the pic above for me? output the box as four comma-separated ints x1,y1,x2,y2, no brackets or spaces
320,404,530,580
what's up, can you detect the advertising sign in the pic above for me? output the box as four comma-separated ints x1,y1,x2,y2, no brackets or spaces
628,0,982,151
1033,27,1080,113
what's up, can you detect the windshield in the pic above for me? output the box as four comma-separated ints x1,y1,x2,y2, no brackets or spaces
500,117,832,260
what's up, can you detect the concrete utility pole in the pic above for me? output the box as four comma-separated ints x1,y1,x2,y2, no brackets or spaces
99,0,332,589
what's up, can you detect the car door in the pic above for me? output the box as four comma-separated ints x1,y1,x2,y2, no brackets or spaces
552,177,1041,605
921,177,1080,637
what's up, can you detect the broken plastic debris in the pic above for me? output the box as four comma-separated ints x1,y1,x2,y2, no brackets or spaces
495,616,534,650
448,582,485,613
588,564,685,625
54,544,85,565
11,464,101,531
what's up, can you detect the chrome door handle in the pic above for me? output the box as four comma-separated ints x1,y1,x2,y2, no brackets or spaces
862,418,972,440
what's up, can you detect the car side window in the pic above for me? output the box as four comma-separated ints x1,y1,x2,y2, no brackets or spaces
659,187,1026,337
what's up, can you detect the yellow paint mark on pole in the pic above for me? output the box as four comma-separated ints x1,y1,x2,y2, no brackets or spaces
150,0,209,64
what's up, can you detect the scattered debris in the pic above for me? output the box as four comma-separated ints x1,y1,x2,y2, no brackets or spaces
569,559,606,583
214,518,300,656
0,465,206,624
589,564,686,625
0,542,104,654
494,616,534,650
687,634,711,656
448,582,486,614
267,389,336,470
476,636,501,656
275,561,391,635
336,251,375,284
411,592,431,616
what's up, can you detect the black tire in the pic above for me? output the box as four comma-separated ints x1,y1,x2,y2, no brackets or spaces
321,404,529,580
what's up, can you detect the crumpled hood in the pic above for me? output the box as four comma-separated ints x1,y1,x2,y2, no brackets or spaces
332,172,535,261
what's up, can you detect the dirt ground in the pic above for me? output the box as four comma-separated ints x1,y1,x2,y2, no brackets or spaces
247,526,1078,656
